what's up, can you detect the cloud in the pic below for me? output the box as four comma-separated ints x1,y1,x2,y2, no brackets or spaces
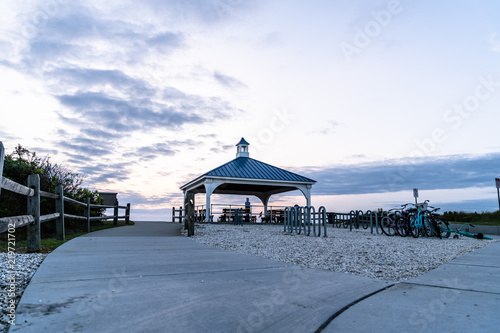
55,91,212,132
300,153,500,195
122,139,204,160
79,162,133,183
15,9,186,66
3,1,241,159
80,128,122,140
141,0,257,25
58,139,113,157
214,71,247,89
318,120,342,135
130,145,177,161
49,68,153,95
0,126,17,141
147,31,184,52
210,144,233,154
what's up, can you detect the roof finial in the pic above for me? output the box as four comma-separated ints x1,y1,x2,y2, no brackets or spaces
236,137,250,158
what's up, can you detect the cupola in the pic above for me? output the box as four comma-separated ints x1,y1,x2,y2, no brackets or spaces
236,137,250,158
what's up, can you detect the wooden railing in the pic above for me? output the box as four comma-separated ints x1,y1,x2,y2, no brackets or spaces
0,141,130,252
172,206,183,223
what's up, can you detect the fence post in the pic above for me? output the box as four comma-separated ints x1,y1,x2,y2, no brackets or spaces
0,141,4,196
125,203,130,224
113,199,118,226
27,174,41,253
85,197,91,232
55,184,65,241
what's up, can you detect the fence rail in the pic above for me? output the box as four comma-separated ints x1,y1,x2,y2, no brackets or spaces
0,141,131,252
1,177,34,196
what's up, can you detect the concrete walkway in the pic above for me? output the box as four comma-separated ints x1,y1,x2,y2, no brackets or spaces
10,222,500,333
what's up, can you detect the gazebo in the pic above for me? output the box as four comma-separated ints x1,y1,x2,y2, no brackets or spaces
180,138,316,222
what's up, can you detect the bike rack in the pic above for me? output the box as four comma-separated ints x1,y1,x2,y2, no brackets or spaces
285,208,389,236
328,210,383,234
283,206,327,237
365,210,380,234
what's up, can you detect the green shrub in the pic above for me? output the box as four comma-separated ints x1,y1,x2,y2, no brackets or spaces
443,210,500,223
1,144,104,237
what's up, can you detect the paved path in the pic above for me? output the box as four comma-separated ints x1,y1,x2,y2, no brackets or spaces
10,222,500,332
325,238,500,332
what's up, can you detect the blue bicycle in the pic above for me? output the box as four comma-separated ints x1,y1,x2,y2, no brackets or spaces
408,201,434,238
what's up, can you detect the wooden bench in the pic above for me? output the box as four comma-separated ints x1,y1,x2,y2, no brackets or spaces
218,208,257,223
262,210,285,223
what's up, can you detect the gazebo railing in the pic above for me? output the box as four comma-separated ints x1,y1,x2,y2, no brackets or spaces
189,204,288,223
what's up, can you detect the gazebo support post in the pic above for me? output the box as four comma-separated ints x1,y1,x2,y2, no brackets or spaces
257,194,271,218
204,180,217,222
297,184,312,207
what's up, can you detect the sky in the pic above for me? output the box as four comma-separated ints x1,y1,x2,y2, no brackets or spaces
1,0,500,220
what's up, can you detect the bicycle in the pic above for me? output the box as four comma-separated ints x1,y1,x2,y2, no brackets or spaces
382,204,419,237
424,206,451,238
395,203,416,237
380,209,399,236
406,201,435,238
452,223,493,240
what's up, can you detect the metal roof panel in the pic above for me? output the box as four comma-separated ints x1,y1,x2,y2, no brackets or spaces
202,157,315,183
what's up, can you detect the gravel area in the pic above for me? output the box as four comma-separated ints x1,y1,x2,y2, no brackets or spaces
190,223,498,282
0,253,47,333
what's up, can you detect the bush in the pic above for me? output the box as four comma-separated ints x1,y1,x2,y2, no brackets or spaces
1,144,104,236
442,210,500,223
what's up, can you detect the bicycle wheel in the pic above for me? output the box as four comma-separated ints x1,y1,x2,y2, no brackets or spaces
395,217,408,237
435,217,451,239
421,215,432,237
380,216,396,236
409,215,419,238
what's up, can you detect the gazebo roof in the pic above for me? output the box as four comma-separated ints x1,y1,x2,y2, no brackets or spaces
180,138,315,202
202,157,315,183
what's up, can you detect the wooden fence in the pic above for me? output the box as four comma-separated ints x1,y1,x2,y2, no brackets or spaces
172,206,183,223
0,141,130,252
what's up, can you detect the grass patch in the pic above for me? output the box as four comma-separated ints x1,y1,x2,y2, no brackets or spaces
1,220,134,253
